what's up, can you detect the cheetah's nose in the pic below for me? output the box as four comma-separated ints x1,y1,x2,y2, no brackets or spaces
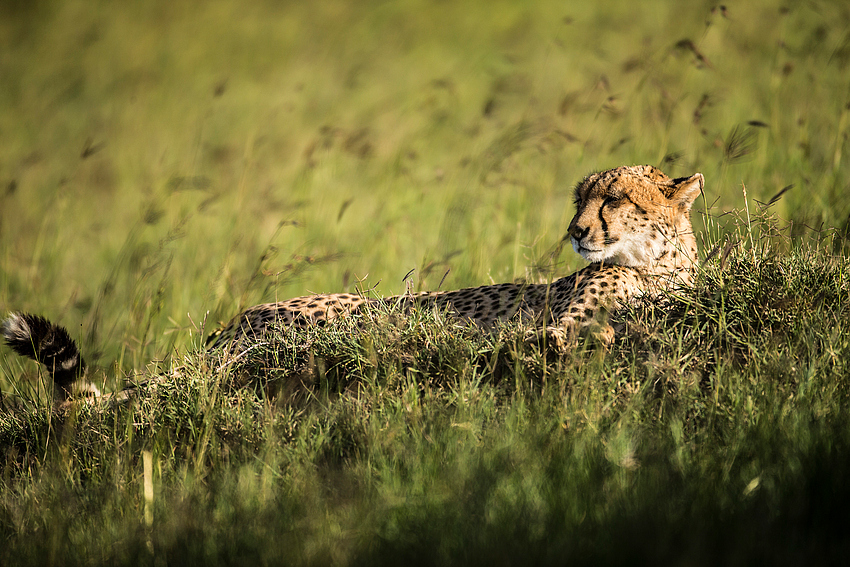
569,225,589,241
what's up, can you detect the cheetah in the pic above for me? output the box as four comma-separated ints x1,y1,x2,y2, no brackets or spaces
205,164,703,352
2,165,703,404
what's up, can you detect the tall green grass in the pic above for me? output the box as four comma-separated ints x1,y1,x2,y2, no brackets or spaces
2,222,848,565
2,0,850,564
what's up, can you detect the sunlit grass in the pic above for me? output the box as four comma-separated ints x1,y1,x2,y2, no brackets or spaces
1,0,850,564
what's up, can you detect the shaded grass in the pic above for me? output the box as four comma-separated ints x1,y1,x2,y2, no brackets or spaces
2,231,849,565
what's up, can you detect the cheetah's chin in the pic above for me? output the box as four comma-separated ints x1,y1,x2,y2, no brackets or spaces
572,237,662,267
572,238,608,263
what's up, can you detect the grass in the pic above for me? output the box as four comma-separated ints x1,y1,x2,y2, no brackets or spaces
1,0,850,564
2,235,849,565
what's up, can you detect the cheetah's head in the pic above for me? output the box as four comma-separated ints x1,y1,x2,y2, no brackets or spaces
568,165,703,268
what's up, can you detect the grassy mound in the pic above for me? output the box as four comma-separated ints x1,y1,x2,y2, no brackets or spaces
2,237,849,566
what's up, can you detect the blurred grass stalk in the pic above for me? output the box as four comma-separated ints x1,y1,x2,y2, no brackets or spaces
1,0,849,564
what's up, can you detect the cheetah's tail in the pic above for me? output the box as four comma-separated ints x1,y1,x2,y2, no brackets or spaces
1,312,92,401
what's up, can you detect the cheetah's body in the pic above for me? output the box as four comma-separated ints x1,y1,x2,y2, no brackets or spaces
2,165,703,405
208,165,703,352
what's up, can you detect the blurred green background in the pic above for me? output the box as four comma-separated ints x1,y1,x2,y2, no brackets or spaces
1,0,848,375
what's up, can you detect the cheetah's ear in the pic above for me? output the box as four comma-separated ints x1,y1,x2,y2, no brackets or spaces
668,173,704,211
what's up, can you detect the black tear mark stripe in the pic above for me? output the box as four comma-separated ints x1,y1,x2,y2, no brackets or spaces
598,198,610,242
597,172,622,242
